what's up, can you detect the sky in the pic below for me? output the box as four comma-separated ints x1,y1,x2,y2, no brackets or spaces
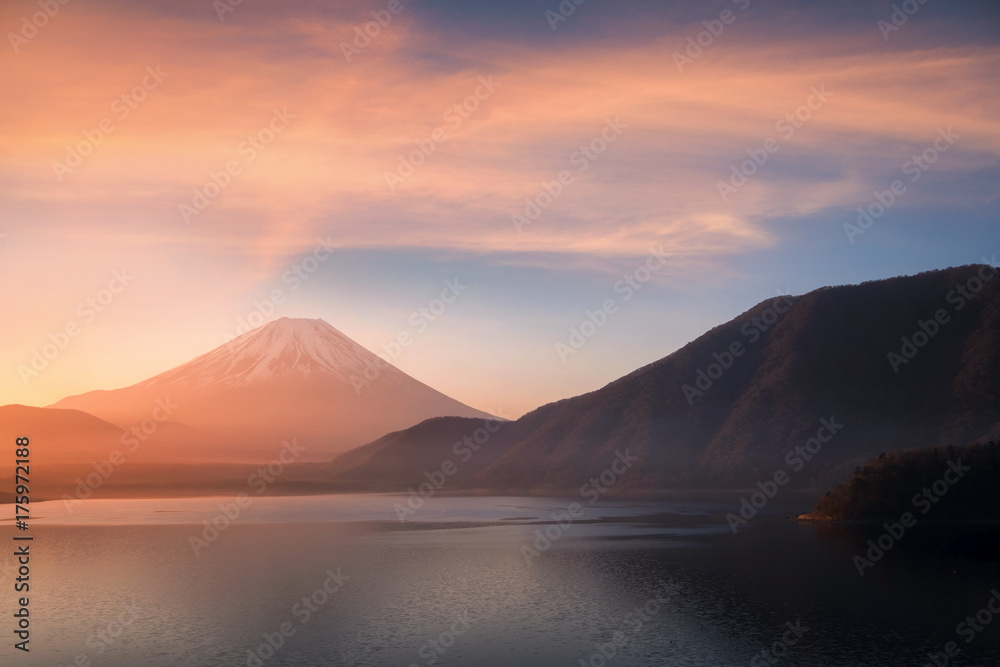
1,0,998,418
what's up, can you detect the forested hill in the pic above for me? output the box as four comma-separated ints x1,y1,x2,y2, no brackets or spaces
801,441,1000,521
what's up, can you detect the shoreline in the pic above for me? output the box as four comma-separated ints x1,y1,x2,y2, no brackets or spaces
791,513,1000,526
0,487,825,505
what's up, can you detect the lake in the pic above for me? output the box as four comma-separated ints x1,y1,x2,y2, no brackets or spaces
2,494,999,666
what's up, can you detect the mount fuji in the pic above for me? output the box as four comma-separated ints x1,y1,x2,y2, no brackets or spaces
50,317,494,460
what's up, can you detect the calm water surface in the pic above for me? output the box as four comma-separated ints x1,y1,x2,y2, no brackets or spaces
2,494,998,666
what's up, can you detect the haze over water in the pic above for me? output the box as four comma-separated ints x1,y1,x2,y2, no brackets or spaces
6,495,999,667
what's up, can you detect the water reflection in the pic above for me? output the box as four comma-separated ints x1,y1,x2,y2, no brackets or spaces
2,496,998,666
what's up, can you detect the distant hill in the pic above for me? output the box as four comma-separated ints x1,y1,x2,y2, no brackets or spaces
0,404,260,467
800,440,1000,522
319,416,513,489
0,405,128,467
314,264,1000,493
0,404,258,494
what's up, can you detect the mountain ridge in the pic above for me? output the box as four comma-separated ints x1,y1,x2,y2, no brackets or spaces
318,264,1000,492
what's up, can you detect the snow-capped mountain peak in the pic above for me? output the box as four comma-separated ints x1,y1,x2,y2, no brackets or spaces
144,317,393,388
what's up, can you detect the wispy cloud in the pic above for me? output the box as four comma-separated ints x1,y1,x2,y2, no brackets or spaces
1,0,998,411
